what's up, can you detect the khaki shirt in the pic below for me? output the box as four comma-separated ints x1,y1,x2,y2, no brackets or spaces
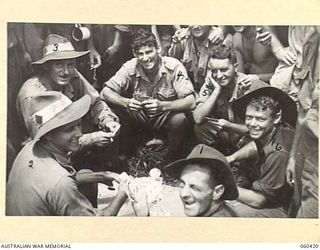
104,56,195,101
6,141,96,216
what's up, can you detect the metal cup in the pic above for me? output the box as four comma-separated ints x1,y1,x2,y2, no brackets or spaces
72,25,91,41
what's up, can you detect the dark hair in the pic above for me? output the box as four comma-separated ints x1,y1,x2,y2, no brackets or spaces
131,29,158,52
247,95,281,117
209,43,237,64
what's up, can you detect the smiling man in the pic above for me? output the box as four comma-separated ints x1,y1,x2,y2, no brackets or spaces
193,43,249,155
7,92,127,216
16,34,121,173
169,25,231,91
101,30,195,160
164,144,239,217
228,80,297,217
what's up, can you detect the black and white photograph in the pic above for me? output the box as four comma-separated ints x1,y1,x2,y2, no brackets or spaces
6,23,319,219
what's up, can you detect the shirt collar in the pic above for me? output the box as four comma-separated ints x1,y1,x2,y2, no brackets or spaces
38,141,76,176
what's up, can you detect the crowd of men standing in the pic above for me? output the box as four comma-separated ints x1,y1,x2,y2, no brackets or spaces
6,24,319,218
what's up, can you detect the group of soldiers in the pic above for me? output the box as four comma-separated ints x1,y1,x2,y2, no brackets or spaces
6,24,319,218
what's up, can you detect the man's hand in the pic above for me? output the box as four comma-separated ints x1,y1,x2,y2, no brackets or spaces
207,74,222,94
130,191,149,217
103,45,119,65
104,121,121,137
127,98,143,111
286,157,296,187
275,47,297,66
142,99,164,116
237,74,259,91
89,47,102,69
208,26,225,45
90,131,115,146
172,28,189,43
206,118,231,131
256,26,272,47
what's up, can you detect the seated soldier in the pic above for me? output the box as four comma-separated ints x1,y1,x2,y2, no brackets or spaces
100,29,196,161
16,34,121,173
227,80,297,217
7,92,127,216
169,25,232,91
192,43,249,155
232,26,278,83
131,144,239,217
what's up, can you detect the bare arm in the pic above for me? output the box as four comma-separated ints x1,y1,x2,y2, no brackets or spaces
226,140,258,164
237,186,267,208
193,76,222,124
100,86,130,108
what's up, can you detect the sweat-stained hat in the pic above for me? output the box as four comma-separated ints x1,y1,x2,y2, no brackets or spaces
164,144,238,200
32,34,90,65
231,79,297,127
29,91,91,141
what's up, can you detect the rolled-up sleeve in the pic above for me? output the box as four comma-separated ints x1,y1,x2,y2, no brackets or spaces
196,77,214,105
49,175,97,216
104,65,131,96
252,151,289,203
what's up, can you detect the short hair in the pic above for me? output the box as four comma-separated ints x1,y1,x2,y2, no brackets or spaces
209,43,237,64
131,29,158,52
247,95,281,117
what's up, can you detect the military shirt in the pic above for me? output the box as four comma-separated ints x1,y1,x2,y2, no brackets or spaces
104,56,194,101
6,141,96,216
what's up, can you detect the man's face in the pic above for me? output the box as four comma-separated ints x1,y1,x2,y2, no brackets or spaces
190,25,211,39
208,58,236,87
45,119,82,154
232,26,247,33
134,45,159,72
46,59,76,86
245,105,279,141
178,164,214,217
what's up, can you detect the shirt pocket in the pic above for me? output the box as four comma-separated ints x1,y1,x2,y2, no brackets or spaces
156,87,177,101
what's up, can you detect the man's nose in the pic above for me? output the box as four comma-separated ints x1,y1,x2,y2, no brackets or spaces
249,118,258,127
180,185,191,199
74,125,82,137
62,64,70,75
216,70,223,79
141,54,148,61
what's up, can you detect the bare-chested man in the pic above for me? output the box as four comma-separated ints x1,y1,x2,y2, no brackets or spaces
232,26,278,84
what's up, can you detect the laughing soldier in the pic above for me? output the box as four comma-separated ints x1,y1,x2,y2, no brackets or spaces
7,92,127,216
101,30,196,161
17,34,121,172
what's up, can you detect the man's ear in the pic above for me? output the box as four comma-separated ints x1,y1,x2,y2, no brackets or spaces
274,109,282,125
132,49,137,58
212,184,225,201
234,63,238,73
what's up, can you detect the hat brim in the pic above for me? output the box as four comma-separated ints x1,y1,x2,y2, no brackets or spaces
32,51,90,65
232,86,297,127
34,95,91,141
164,158,239,200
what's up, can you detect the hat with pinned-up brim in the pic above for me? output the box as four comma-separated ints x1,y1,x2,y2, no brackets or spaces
29,91,91,141
164,144,238,200
231,79,298,127
32,34,90,65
